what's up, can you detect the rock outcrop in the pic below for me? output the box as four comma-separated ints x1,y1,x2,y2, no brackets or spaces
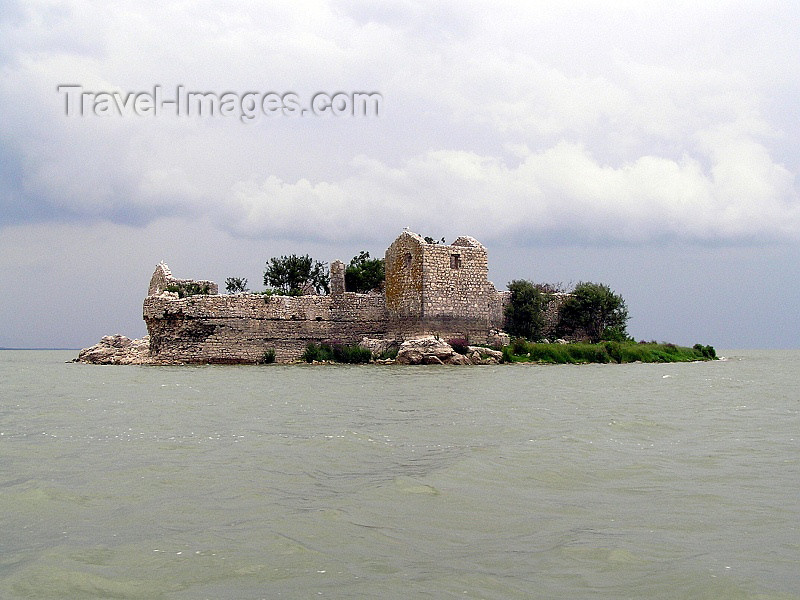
394,336,503,365
359,337,400,358
74,335,153,365
395,336,456,364
467,346,503,364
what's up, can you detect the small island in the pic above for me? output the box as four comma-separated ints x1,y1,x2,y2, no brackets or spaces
75,230,715,365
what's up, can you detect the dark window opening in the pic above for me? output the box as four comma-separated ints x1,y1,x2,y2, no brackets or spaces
404,252,412,269
450,254,461,269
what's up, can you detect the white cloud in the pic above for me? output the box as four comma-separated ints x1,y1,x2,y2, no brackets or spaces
0,0,797,245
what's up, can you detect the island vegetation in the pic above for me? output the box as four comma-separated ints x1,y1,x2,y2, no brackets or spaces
164,281,213,298
344,251,385,293
263,254,329,295
220,247,717,366
301,341,374,364
502,278,715,364
225,277,248,294
77,231,717,365
502,339,716,364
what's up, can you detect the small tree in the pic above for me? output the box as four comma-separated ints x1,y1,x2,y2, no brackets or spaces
345,251,385,293
225,277,248,294
423,236,446,244
505,279,546,340
263,254,329,295
556,282,629,343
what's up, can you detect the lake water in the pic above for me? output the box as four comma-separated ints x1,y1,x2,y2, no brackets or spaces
1,350,798,599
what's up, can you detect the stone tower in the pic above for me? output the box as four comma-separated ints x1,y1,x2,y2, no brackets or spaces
384,231,505,343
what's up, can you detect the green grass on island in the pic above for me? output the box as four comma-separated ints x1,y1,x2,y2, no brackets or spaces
302,341,374,364
501,340,717,365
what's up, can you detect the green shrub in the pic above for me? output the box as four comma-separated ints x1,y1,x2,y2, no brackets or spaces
505,280,546,340
525,343,568,363
302,342,331,362
511,337,529,356
301,342,372,364
501,345,516,363
556,282,629,343
503,341,716,364
345,251,385,293
264,254,329,295
554,343,610,364
694,343,716,359
603,341,622,363
225,277,248,294
377,347,399,360
261,349,276,364
165,282,211,298
333,343,372,364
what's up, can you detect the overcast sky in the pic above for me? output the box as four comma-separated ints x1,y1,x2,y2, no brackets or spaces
1,0,799,349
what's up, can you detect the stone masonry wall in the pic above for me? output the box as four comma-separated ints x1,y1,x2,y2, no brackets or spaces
141,232,570,363
144,292,388,363
384,231,508,344
384,231,425,320
148,262,219,296
542,293,570,339
420,238,490,320
489,290,511,331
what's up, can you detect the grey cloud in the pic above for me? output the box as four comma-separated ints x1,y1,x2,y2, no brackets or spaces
0,1,797,247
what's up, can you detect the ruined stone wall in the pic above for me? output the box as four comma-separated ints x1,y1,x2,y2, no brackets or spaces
330,260,346,296
418,240,494,343
148,262,219,296
489,290,511,330
144,292,388,363
542,293,570,338
420,240,490,320
384,231,424,320
139,232,574,363
384,232,504,344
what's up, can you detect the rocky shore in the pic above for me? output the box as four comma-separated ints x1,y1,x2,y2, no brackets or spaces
392,336,503,365
73,334,155,365
74,334,503,366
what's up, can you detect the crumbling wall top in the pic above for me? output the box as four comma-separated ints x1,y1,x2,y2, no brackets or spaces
148,262,172,296
397,229,426,245
147,262,219,296
451,236,484,249
330,260,346,296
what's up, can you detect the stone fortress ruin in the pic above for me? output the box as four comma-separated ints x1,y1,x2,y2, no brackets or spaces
139,230,559,363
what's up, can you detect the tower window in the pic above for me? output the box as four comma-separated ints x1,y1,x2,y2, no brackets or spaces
450,254,461,269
